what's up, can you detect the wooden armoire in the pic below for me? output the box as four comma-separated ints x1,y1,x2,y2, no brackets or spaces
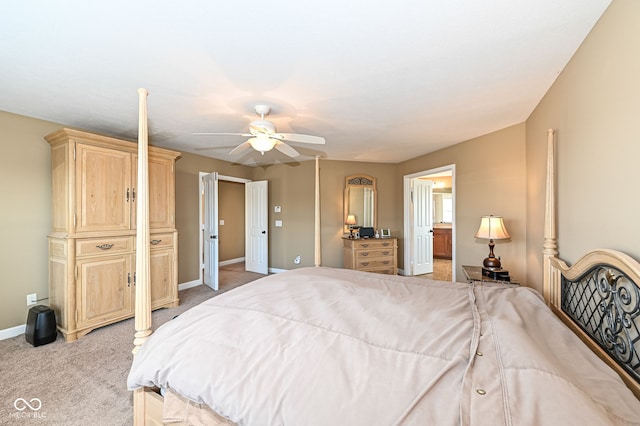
45,128,180,342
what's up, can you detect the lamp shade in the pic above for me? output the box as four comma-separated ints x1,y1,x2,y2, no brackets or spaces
346,214,357,226
474,215,510,240
248,136,277,153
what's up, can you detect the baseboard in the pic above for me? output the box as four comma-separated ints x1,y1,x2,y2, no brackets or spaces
219,257,245,267
269,268,287,274
179,280,202,291
0,324,26,341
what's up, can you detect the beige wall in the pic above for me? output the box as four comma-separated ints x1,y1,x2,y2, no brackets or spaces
525,0,640,292
174,152,252,283
397,123,527,282
0,111,62,330
249,160,398,270
219,180,245,262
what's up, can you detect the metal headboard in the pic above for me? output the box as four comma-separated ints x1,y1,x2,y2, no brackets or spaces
542,129,640,397
561,265,640,383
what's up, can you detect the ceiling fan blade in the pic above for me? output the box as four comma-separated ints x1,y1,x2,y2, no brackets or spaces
275,133,325,145
193,132,253,137
229,141,252,155
274,141,300,158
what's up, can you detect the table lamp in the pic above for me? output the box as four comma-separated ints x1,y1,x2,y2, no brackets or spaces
474,215,510,269
346,214,357,238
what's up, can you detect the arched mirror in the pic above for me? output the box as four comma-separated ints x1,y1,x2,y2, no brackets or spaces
344,174,377,233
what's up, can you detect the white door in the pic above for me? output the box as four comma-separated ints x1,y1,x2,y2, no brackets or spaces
245,180,268,274
412,179,434,275
203,172,219,290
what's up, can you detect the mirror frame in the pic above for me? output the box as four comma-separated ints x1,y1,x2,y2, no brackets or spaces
344,174,377,233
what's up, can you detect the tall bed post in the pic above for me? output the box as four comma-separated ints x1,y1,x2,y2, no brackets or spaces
314,155,321,267
542,128,558,305
133,88,152,354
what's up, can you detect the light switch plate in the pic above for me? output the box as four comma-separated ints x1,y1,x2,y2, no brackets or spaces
274,205,281,213
275,220,283,227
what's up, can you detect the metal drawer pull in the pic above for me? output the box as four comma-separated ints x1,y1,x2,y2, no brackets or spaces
382,251,390,255
361,262,370,266
361,244,369,248
382,260,389,265
382,242,390,246
96,243,114,250
361,252,369,256
150,239,162,245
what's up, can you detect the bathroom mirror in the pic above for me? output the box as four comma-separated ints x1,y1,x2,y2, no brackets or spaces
344,174,377,233
433,189,453,223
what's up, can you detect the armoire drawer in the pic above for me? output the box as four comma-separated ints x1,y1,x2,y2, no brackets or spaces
76,236,133,257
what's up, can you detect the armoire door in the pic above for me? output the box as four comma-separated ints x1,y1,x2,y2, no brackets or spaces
75,254,133,329
75,143,131,233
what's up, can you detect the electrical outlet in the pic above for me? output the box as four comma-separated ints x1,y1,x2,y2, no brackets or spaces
26,293,37,306
294,255,301,264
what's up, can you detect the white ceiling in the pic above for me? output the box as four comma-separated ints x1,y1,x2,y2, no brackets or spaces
0,1,611,166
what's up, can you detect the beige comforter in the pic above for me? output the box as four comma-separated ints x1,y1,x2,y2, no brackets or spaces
128,267,640,425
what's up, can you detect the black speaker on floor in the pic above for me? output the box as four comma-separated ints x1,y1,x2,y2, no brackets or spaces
25,305,57,347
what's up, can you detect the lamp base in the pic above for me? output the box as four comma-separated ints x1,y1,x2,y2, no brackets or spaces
482,256,502,269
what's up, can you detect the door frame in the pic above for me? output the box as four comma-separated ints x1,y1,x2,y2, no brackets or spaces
403,164,456,281
198,172,252,285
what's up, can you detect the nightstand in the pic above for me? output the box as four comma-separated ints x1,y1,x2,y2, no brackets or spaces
462,265,520,285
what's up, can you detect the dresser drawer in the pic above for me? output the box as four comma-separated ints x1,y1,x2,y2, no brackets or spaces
348,239,396,250
355,257,395,269
76,236,133,257
363,266,397,275
355,248,395,260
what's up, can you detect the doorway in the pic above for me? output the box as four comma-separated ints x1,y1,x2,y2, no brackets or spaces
199,173,268,290
403,165,456,281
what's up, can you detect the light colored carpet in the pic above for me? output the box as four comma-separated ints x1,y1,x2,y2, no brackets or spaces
0,264,263,425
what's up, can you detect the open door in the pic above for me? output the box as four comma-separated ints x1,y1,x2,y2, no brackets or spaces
203,172,219,290
411,178,434,275
245,180,268,274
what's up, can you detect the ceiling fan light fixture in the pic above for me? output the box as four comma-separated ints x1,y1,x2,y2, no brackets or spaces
248,136,276,154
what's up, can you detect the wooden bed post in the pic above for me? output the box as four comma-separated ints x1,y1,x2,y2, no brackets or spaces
542,128,558,305
133,88,152,354
314,155,321,267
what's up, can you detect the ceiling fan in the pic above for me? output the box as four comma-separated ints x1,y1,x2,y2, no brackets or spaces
195,105,325,157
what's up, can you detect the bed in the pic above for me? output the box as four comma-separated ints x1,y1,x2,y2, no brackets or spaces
128,96,640,424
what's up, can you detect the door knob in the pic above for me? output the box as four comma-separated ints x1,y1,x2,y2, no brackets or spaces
210,235,218,239
262,230,266,234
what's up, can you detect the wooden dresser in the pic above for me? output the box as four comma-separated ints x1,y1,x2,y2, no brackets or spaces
45,128,180,341
343,238,397,275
